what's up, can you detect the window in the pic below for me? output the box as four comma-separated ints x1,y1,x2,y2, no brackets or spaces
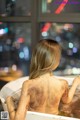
0,22,31,76
41,0,80,14
0,0,80,77
40,23,80,75
0,0,31,16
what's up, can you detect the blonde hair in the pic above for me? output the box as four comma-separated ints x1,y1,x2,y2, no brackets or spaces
29,39,61,79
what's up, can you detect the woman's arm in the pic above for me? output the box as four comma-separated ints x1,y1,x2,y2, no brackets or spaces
14,81,30,120
61,76,80,104
6,96,16,120
6,81,30,120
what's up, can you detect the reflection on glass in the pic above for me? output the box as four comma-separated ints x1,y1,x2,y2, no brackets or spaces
40,23,80,76
0,0,31,16
42,0,80,14
0,22,31,76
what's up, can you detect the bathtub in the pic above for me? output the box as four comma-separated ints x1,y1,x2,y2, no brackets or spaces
0,76,80,120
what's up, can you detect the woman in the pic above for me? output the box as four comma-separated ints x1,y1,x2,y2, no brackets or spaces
6,39,80,120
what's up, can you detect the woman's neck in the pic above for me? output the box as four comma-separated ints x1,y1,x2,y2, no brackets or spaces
39,72,53,78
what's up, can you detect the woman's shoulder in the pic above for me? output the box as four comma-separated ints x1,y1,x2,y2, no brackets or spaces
58,78,68,88
53,76,67,82
53,76,68,86
22,79,33,89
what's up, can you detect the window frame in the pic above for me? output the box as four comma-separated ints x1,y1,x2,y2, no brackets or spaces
0,0,80,50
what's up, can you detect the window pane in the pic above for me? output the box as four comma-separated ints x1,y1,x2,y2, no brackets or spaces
0,0,31,16
40,23,80,76
0,22,31,77
42,0,80,14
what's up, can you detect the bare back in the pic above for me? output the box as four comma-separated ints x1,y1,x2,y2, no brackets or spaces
25,74,66,114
